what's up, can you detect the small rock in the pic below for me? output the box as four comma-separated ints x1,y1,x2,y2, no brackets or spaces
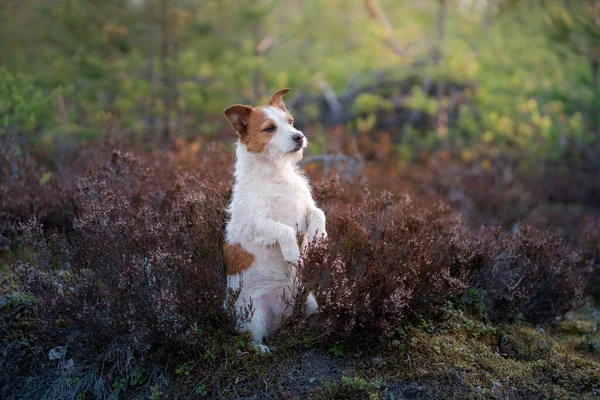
309,377,316,383
564,311,575,321
371,357,386,367
63,358,75,370
49,346,67,361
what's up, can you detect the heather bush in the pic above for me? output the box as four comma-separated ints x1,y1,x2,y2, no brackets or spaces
12,150,236,361
7,143,595,354
473,224,591,324
292,191,493,342
287,183,593,343
3,143,594,398
581,217,600,303
0,134,234,249
0,136,76,248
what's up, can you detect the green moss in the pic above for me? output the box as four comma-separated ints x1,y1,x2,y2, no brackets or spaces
376,311,600,399
311,377,381,400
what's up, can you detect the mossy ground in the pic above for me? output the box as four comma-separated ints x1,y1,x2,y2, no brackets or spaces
2,272,599,400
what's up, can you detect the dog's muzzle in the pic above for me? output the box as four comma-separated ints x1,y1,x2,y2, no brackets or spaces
291,133,305,151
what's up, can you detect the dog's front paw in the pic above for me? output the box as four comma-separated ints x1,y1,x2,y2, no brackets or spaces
305,292,318,316
281,243,301,265
251,341,271,354
308,225,327,244
307,209,327,244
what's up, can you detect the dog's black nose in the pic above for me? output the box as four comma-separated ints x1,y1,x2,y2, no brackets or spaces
292,133,304,143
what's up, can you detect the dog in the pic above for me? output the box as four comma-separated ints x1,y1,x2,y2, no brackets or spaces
223,88,327,352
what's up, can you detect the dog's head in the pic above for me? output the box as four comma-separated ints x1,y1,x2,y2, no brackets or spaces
224,88,306,163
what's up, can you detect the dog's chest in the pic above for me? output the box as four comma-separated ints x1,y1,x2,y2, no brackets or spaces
267,180,311,232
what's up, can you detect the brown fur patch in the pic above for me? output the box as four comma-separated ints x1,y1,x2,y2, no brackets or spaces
241,107,275,153
223,104,252,133
223,243,255,275
269,88,290,112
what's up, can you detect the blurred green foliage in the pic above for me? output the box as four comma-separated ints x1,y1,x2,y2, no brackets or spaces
0,70,61,138
0,0,598,162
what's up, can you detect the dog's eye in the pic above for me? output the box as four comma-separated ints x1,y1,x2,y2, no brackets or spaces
288,118,294,125
264,125,276,132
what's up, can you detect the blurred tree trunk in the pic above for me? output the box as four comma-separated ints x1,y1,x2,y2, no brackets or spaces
593,0,599,133
593,0,599,88
173,32,182,139
365,0,406,58
146,0,157,141
160,0,170,144
253,21,265,100
251,0,265,100
436,0,448,139
483,0,496,33
160,0,179,145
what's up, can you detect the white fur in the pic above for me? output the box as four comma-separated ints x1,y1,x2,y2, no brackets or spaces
262,106,306,163
225,109,326,351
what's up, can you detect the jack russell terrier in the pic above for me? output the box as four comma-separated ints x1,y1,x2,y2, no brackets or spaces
223,88,327,352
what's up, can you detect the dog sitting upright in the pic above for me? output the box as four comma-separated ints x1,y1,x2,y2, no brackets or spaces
223,88,326,352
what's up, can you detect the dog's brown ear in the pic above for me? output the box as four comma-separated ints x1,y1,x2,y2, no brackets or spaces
224,104,253,135
269,88,290,112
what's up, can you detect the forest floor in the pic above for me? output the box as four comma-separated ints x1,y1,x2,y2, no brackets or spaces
2,271,599,400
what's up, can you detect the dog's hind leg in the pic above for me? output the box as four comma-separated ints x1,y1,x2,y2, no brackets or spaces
305,292,318,316
241,299,271,353
245,288,294,352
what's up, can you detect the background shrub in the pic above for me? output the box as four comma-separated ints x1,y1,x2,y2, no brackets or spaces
8,148,594,354
12,150,234,361
0,136,76,248
291,188,591,343
295,193,489,342
473,224,591,324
